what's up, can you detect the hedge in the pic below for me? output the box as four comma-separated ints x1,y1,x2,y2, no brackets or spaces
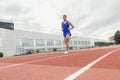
0,52,3,57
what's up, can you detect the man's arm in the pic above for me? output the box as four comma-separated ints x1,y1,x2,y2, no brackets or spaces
68,22,75,30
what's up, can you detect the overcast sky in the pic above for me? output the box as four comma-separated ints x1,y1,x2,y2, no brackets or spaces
0,0,120,40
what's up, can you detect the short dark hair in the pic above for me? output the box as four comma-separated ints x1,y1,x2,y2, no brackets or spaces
63,15,67,17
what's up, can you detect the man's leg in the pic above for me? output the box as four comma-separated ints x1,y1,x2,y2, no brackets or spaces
64,38,69,54
64,38,67,50
65,35,70,51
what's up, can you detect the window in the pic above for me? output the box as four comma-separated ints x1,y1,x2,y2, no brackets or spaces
0,21,14,30
22,38,34,47
85,41,88,45
88,41,90,45
78,41,81,45
55,40,61,46
36,39,45,46
74,41,77,45
70,41,72,45
82,41,85,45
47,39,54,46
62,40,65,45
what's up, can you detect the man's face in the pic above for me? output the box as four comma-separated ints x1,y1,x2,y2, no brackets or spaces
63,16,67,21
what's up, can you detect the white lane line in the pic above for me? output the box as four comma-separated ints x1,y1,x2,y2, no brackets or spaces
0,55,65,69
64,48,119,80
0,52,83,69
0,49,89,69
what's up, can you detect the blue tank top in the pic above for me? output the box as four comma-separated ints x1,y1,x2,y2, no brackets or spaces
62,21,70,33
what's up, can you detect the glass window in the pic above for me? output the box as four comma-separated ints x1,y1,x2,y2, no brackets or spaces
78,41,81,45
62,40,65,45
84,41,89,45
88,41,90,45
85,41,87,45
36,39,45,46
47,39,54,46
82,41,84,45
74,41,77,45
22,38,34,47
70,41,72,45
55,40,61,46
0,21,14,30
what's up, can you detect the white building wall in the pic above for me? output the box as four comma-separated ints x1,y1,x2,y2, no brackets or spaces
0,29,20,57
0,28,94,57
0,38,1,47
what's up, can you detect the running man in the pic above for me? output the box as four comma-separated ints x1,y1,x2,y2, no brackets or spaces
61,15,75,54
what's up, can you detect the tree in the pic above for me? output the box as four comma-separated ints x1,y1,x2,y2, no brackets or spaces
114,30,120,44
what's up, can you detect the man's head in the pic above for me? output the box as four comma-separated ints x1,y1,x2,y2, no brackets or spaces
63,15,67,21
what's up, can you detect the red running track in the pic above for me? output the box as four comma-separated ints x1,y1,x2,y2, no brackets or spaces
0,46,120,80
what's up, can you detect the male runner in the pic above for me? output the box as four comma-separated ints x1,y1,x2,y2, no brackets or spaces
61,15,75,54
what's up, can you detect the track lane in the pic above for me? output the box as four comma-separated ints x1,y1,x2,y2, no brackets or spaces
75,48,120,80
0,46,119,80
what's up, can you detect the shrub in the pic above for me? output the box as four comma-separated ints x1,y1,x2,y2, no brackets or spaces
0,52,3,57
114,30,120,44
53,48,57,51
26,51,32,54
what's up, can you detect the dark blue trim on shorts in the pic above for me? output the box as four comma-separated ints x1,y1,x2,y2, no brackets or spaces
63,32,71,38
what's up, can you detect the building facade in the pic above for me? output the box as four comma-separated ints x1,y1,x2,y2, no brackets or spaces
0,28,95,57
0,20,94,57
